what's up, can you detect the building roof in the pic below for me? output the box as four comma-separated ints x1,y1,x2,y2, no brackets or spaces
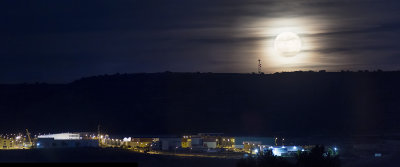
37,133,81,140
234,137,275,145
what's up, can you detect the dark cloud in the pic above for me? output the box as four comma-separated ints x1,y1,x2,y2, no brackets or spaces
1,0,400,83
305,46,400,54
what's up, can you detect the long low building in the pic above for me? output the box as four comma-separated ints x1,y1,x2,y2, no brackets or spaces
233,137,275,152
122,137,158,148
268,146,304,156
37,133,99,148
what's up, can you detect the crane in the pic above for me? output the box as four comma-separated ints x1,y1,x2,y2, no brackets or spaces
25,129,32,148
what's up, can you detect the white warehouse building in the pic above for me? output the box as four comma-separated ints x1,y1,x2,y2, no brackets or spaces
38,133,81,140
37,133,99,148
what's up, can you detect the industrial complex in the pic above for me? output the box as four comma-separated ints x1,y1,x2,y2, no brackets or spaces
0,130,339,158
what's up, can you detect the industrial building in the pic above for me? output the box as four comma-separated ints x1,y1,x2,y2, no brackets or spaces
216,136,235,148
0,134,31,149
120,136,181,151
233,137,276,152
160,138,181,151
268,146,304,156
0,130,313,157
36,133,99,148
122,137,158,148
0,138,15,149
179,134,277,152
181,133,228,150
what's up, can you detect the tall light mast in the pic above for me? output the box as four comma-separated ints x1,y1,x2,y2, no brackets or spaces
97,124,102,147
258,59,262,74
25,129,32,147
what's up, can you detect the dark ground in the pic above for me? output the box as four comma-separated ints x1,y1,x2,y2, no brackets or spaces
0,148,238,167
0,148,398,167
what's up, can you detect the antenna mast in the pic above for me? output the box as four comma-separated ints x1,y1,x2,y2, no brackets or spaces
97,124,101,137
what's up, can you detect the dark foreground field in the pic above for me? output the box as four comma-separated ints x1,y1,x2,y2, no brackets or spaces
0,148,399,167
0,148,238,167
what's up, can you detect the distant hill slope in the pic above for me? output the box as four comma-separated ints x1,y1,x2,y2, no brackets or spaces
0,71,399,137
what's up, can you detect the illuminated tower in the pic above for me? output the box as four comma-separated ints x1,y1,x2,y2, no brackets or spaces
258,59,262,74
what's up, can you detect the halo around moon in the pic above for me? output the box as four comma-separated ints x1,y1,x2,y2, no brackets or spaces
274,32,302,57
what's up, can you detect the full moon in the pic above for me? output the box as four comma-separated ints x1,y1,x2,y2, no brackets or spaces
274,32,302,57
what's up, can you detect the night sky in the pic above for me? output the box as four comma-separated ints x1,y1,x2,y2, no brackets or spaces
2,0,400,83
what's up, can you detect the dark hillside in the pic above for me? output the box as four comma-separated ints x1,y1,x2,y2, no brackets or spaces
1,72,399,137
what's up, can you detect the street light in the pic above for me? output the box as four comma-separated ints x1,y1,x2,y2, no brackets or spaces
254,149,258,154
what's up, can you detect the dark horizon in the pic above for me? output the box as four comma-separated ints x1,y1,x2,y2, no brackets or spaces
0,69,397,84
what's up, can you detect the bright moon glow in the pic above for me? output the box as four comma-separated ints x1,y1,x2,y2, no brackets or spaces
274,32,302,57
251,18,318,71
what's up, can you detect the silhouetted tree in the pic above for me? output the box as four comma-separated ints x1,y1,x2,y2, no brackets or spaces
258,150,293,167
236,150,294,167
296,145,340,167
237,156,257,167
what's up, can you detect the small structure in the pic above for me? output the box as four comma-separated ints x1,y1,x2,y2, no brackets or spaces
181,136,192,148
191,136,203,149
